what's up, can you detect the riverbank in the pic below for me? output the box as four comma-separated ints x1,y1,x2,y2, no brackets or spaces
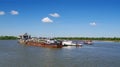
0,36,120,42
0,36,18,40
54,37,120,42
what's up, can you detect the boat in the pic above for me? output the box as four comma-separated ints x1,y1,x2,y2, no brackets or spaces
84,40,93,45
62,40,83,46
18,33,63,48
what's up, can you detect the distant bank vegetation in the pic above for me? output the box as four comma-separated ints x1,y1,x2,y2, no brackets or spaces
0,36,18,40
0,36,120,42
55,37,120,42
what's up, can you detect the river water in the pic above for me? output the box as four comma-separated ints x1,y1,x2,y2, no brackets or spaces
0,40,120,67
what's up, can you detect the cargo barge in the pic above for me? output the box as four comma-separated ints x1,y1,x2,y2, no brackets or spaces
18,39,63,48
18,33,63,48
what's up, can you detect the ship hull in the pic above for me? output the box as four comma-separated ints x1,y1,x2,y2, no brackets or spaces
18,41,63,48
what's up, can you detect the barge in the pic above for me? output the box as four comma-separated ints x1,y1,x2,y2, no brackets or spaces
18,33,63,48
18,39,63,48
26,41,62,48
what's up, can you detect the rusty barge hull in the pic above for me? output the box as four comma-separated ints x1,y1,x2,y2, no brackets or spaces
19,41,63,48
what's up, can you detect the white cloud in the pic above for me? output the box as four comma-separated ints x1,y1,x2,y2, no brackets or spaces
0,11,5,15
49,13,60,18
90,22,96,26
41,17,53,23
10,10,19,15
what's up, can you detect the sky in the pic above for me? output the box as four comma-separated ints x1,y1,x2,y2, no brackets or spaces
0,0,120,37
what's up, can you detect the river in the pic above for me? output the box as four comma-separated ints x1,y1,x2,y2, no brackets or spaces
0,40,120,67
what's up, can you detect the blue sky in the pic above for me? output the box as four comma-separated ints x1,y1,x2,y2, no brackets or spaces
0,0,120,37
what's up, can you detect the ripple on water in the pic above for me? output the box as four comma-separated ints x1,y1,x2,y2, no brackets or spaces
0,40,120,67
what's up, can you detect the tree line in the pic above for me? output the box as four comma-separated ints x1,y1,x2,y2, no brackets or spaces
0,36,18,40
0,36,120,41
54,37,120,41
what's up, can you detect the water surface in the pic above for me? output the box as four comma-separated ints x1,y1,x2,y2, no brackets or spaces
0,40,120,67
